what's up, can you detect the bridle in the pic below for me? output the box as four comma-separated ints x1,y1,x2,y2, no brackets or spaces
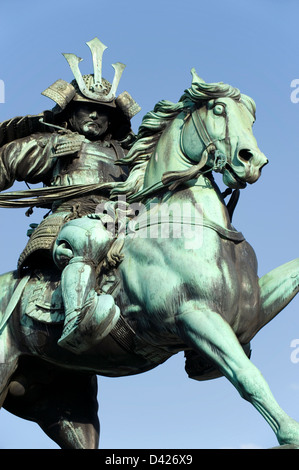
127,104,236,205
180,105,229,174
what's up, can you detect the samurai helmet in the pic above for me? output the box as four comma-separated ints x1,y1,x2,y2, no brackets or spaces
41,37,141,120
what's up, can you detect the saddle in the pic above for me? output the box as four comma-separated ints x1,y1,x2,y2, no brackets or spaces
23,270,64,324
23,269,121,325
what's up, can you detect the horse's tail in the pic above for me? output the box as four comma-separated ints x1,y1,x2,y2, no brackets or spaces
0,270,24,407
0,273,30,332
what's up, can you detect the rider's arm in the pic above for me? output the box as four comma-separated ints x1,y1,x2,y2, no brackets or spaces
0,132,60,190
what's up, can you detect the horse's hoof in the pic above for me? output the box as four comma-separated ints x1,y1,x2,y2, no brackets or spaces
270,444,299,449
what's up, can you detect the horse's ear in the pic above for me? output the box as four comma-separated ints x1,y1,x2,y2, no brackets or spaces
190,68,206,84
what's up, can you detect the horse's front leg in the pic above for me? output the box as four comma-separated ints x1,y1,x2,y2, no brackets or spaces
175,302,299,447
255,258,299,335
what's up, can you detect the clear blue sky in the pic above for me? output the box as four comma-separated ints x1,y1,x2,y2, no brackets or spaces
0,0,299,449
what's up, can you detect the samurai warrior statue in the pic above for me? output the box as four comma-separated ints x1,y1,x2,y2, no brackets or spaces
0,38,140,352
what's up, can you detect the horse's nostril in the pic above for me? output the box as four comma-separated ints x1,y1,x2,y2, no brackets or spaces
238,149,253,162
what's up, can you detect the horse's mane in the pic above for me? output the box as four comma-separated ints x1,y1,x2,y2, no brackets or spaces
112,69,256,198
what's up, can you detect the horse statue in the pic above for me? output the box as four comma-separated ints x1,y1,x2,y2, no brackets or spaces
0,69,299,449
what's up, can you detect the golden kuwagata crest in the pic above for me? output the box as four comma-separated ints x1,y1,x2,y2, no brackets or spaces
42,37,141,120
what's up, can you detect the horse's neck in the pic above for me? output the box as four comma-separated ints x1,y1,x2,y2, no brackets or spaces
142,113,231,229
166,176,232,230
143,113,194,188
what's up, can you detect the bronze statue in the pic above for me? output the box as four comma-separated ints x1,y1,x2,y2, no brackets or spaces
0,39,299,449
0,38,140,353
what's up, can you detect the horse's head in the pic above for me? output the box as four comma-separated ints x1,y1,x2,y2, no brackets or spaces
181,71,268,189
111,70,268,200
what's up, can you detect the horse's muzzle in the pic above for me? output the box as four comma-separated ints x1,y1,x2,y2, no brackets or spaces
237,148,268,184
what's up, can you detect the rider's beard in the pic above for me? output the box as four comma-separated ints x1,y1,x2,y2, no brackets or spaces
82,121,104,139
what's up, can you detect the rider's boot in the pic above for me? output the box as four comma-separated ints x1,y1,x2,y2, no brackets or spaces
58,258,120,354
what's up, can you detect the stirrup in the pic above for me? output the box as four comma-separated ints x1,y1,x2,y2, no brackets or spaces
58,294,120,353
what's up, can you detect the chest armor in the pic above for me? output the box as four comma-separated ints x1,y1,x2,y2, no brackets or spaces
51,140,127,186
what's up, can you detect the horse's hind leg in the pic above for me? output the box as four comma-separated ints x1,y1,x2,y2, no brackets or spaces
176,303,299,447
0,358,18,408
37,373,99,449
0,330,19,408
4,369,99,449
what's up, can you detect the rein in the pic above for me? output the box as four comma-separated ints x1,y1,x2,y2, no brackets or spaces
125,106,241,235
127,106,230,204
127,213,244,243
162,105,228,190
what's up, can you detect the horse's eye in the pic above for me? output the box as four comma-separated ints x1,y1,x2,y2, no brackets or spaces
213,103,225,116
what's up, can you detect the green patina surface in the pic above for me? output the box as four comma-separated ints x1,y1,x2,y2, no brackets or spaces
0,39,298,449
